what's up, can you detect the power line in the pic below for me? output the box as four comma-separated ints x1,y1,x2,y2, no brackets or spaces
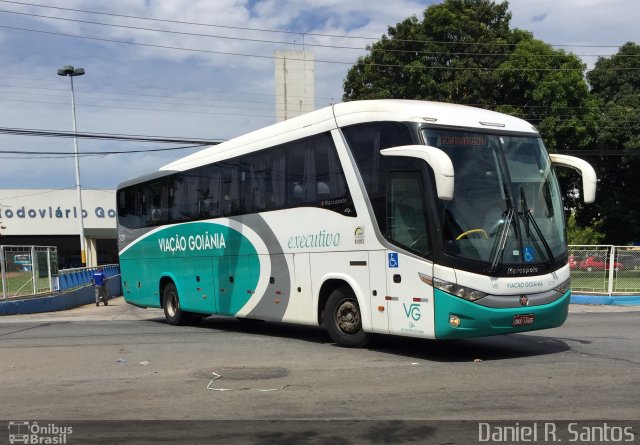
0,92,281,113
0,187,77,200
0,85,317,110
0,96,277,118
561,150,640,156
2,7,638,60
4,82,636,114
0,0,325,38
0,144,209,157
0,81,332,104
4,23,639,72
0,126,222,145
0,0,629,48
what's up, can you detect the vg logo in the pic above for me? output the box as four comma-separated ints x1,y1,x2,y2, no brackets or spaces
403,303,421,321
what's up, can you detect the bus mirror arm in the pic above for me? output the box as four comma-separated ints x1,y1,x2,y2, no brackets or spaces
549,154,597,204
380,145,455,200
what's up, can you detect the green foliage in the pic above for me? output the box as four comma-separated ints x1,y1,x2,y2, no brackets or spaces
566,213,605,245
344,0,524,104
343,0,597,153
583,42,640,244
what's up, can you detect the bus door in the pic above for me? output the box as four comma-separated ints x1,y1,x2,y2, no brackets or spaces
384,171,435,338
385,253,434,337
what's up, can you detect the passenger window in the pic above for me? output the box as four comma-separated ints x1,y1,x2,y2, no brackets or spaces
286,133,350,210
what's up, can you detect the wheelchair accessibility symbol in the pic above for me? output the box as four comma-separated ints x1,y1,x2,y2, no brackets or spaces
523,247,534,263
388,252,399,268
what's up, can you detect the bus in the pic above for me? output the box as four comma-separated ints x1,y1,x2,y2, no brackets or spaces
116,100,596,347
13,254,32,272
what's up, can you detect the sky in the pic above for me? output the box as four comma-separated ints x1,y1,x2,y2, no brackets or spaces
0,0,638,192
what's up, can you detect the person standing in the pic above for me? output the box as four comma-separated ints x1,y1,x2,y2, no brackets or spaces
92,266,109,306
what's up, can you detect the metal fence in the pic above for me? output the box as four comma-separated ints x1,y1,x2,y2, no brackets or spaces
57,265,120,291
0,245,59,299
2,243,637,299
569,245,640,295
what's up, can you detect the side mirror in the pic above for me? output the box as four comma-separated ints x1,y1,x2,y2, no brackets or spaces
549,154,597,203
380,145,454,200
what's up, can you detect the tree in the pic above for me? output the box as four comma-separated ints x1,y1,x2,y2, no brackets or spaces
581,42,640,244
566,213,605,245
343,0,596,149
343,0,528,105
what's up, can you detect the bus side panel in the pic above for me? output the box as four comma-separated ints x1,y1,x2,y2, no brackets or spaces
385,253,435,339
119,221,262,314
122,255,218,313
286,252,314,324
310,251,373,333
168,255,217,314
216,254,258,316
120,257,159,308
235,253,299,322
368,250,389,334
121,258,150,306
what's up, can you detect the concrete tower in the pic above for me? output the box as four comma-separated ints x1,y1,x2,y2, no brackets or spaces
275,50,315,122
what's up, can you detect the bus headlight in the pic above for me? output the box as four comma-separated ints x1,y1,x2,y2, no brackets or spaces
553,278,571,295
433,278,488,302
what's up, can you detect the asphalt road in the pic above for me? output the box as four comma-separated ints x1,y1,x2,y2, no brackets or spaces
1,298,639,424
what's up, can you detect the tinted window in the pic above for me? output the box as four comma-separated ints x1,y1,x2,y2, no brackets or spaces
117,132,354,229
387,172,431,256
343,122,430,247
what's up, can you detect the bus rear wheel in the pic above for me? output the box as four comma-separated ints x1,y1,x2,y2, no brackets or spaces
323,286,370,348
163,283,188,326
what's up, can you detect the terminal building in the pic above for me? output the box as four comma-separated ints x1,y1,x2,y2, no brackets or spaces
0,189,118,268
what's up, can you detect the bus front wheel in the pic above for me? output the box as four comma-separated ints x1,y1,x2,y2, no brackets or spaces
163,283,188,326
323,286,371,348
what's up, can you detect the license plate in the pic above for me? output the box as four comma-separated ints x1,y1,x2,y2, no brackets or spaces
512,314,535,326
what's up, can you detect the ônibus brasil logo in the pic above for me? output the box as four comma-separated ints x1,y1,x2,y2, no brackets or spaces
8,421,73,444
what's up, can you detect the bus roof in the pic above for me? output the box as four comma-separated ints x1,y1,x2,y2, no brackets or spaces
158,99,539,174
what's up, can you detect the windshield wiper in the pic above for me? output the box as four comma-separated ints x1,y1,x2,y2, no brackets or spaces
520,187,557,269
486,208,515,274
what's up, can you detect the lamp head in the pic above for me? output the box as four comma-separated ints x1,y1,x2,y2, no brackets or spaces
57,65,85,76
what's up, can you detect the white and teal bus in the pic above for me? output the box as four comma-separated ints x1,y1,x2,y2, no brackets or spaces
116,100,596,347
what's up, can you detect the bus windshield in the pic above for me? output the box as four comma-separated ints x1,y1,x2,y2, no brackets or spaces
422,128,566,269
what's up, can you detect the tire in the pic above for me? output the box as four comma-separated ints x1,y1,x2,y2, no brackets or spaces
323,286,371,348
163,283,188,326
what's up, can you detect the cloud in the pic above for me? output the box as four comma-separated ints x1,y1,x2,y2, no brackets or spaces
508,0,640,67
0,0,637,191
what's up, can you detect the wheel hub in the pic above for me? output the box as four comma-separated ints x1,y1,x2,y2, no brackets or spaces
336,300,360,335
167,292,177,317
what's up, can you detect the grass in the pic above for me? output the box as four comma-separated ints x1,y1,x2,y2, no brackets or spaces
571,271,640,294
1,272,52,297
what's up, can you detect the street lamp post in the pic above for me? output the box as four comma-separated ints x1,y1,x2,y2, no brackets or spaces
57,65,87,266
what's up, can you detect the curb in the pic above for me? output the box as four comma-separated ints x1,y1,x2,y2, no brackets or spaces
570,294,640,306
0,278,122,315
